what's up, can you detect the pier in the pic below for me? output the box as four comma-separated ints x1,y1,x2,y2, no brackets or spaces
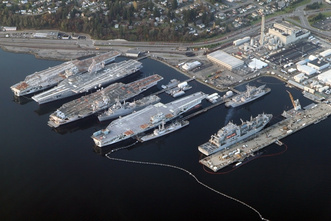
200,103,331,172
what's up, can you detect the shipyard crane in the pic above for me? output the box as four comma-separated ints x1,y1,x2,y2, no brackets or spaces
286,90,301,111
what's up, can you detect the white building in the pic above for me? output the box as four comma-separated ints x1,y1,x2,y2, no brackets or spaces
307,59,329,71
207,50,244,70
182,61,201,71
268,22,310,45
3,26,17,31
319,49,331,58
317,69,331,85
297,65,316,76
248,58,268,70
293,73,306,83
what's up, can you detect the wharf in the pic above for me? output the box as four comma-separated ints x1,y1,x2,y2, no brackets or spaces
200,103,331,172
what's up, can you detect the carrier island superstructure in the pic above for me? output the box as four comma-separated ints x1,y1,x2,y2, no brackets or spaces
92,92,207,147
199,113,273,156
10,51,120,96
32,59,142,104
48,74,163,128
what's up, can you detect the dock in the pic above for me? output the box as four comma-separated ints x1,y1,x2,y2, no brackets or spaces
200,103,331,172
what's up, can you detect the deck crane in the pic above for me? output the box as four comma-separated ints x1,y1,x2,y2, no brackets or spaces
286,90,301,111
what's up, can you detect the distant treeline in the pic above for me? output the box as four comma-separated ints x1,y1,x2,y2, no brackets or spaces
0,0,208,41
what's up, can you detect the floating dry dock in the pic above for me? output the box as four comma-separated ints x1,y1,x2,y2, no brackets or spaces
200,103,331,172
48,74,163,128
10,51,120,96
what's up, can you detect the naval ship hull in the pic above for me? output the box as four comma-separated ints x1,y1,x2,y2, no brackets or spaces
10,51,120,97
198,114,272,156
32,60,142,104
48,74,163,128
92,92,207,147
97,95,161,122
139,120,189,142
225,88,271,108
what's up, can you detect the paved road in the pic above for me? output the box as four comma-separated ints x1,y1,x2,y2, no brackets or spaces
0,0,330,53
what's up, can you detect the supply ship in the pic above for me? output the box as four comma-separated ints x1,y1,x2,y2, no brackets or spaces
198,113,272,156
32,60,142,104
92,92,207,147
98,95,161,121
10,51,120,96
225,84,270,108
48,74,163,128
139,120,189,142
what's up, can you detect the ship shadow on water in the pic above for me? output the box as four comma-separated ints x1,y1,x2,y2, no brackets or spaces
12,94,34,105
52,115,102,135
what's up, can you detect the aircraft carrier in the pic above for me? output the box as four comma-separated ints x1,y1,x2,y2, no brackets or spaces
10,51,120,96
199,113,273,156
200,103,331,172
48,74,163,128
225,84,271,108
32,59,142,104
92,92,207,147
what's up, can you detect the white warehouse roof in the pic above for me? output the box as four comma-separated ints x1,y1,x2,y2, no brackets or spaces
317,69,331,85
320,49,331,57
297,65,316,76
248,58,268,70
182,61,201,71
207,50,244,70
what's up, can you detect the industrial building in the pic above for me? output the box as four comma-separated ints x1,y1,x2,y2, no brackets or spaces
297,65,316,76
248,58,268,70
293,73,306,83
319,49,331,58
233,36,250,46
318,69,331,85
126,50,141,58
307,59,329,71
207,50,244,71
268,21,310,45
181,61,201,71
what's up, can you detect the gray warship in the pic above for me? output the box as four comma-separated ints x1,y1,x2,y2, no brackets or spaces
225,84,271,108
10,51,120,96
48,74,163,128
32,59,142,104
97,95,161,121
92,92,207,147
139,120,189,142
198,113,273,156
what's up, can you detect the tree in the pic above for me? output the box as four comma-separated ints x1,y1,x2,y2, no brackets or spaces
172,0,178,10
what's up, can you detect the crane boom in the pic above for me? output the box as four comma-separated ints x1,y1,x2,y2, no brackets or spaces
286,90,296,109
286,90,301,111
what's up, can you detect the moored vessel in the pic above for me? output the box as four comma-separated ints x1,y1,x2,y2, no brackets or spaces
10,51,120,96
32,59,142,104
225,84,270,108
98,95,161,121
92,92,207,147
198,113,273,156
139,120,189,142
48,74,163,128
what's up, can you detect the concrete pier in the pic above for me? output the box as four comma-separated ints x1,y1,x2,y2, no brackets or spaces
199,103,331,172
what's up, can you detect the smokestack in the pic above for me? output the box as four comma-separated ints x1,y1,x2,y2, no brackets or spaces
260,14,265,46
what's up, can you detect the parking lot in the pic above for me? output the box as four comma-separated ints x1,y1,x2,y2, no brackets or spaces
268,41,320,65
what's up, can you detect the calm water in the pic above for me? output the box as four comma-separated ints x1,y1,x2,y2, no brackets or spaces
0,49,330,221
